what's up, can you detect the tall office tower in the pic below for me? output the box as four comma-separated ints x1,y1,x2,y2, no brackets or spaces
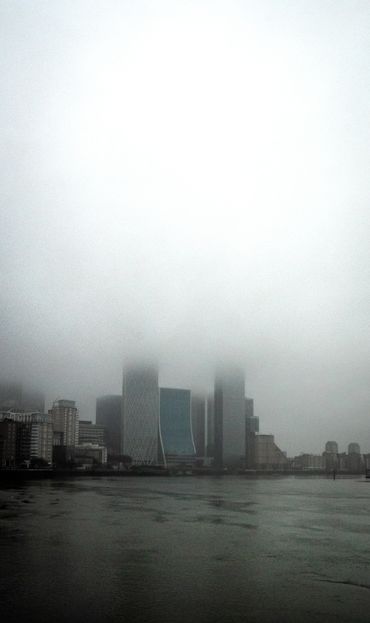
206,395,214,459
122,364,161,465
160,388,196,465
96,395,121,455
245,397,259,469
49,399,79,447
214,368,246,469
191,395,206,458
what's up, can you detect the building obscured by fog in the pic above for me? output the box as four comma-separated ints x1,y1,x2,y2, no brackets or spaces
96,395,121,456
0,382,45,413
122,364,160,465
191,395,206,458
214,368,246,469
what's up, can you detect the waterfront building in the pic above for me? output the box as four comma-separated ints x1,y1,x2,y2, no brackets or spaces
254,434,289,470
96,395,122,456
73,443,107,467
49,400,79,447
160,388,196,465
0,419,18,467
214,368,246,469
293,454,325,470
325,441,338,454
191,394,206,458
245,397,259,469
122,364,162,465
348,442,360,455
78,420,105,446
323,440,339,472
347,443,363,473
0,412,53,465
206,394,214,459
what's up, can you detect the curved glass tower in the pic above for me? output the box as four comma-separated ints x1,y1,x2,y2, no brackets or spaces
122,364,162,465
159,388,196,464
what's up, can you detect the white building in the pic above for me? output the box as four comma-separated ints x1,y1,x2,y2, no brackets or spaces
49,399,79,447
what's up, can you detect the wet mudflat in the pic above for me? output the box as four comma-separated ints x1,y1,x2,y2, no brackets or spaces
1,475,370,623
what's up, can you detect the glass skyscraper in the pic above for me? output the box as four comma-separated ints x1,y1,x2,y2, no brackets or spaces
122,364,162,465
214,368,246,469
159,388,196,464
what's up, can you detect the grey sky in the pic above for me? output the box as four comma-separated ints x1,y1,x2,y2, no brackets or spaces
1,0,370,455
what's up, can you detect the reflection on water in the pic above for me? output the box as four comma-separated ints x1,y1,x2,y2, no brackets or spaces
1,476,370,622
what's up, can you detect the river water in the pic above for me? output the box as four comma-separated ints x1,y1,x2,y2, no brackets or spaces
1,476,370,623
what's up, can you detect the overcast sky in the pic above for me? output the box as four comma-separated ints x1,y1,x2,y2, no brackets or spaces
1,0,370,454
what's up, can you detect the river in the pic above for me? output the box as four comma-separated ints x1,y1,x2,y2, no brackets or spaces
1,475,370,622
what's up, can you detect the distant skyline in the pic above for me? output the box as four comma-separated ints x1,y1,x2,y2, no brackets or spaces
1,1,370,455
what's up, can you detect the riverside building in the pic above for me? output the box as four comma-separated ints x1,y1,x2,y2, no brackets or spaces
160,388,196,466
214,368,246,469
122,364,162,465
96,395,122,456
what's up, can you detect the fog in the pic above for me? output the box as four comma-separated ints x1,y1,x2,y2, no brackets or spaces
1,1,369,455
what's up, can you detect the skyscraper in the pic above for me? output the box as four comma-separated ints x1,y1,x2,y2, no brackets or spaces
160,388,196,465
245,397,259,469
96,395,122,455
191,394,206,458
122,364,162,465
214,368,246,469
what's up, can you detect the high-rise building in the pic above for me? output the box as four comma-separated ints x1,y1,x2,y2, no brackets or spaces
96,395,122,456
245,397,259,469
122,364,161,465
191,395,206,458
49,400,79,447
214,368,246,469
160,388,196,465
206,394,214,459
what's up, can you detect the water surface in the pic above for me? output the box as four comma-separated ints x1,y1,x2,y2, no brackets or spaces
1,476,369,622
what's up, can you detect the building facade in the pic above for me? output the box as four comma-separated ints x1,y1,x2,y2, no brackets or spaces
122,364,162,465
160,388,196,465
191,395,206,458
0,412,53,465
96,395,122,456
245,397,259,469
49,400,79,447
214,368,246,469
78,420,105,446
254,434,289,470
